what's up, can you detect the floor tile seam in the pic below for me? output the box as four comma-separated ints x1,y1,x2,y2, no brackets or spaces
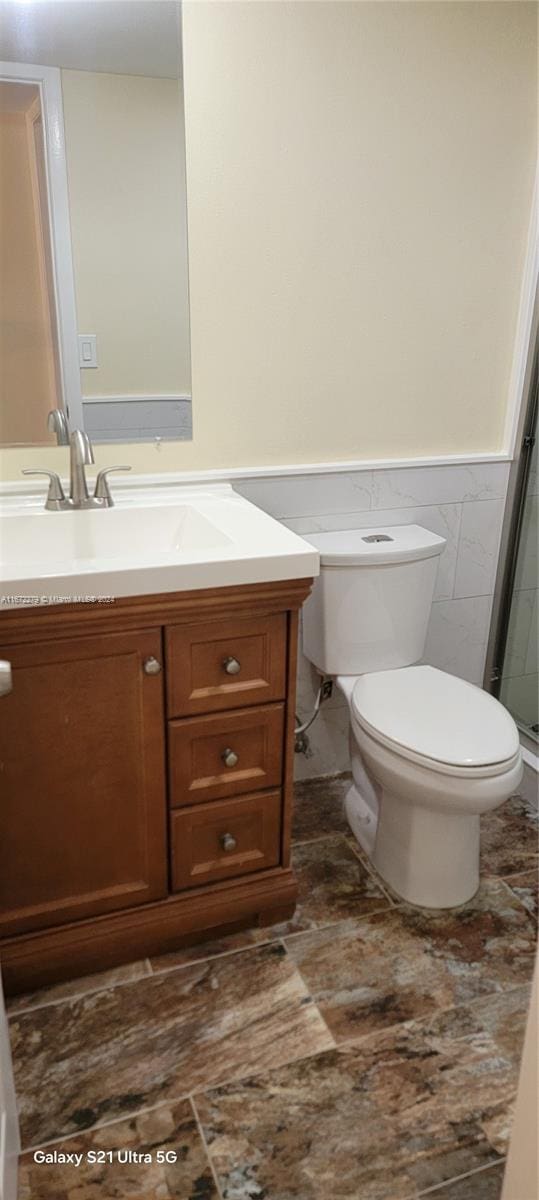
20,1007,340,1154
186,1034,342,1106
343,838,398,904
281,902,399,947
19,1093,194,1156
494,864,539,883
13,930,288,1015
329,982,532,1053
291,831,355,848
18,1056,517,1162
7,962,154,1020
148,935,279,979
277,936,338,1050
491,877,539,921
189,1095,225,1200
414,1156,506,1198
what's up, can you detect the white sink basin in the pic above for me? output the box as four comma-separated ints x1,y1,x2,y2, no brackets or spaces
0,483,319,603
2,503,232,564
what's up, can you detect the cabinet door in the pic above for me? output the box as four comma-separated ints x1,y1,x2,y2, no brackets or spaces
0,628,167,936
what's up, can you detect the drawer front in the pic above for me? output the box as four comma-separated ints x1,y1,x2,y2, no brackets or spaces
165,614,287,717
169,703,285,808
170,790,281,890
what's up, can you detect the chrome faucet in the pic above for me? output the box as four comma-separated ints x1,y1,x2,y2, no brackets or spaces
22,429,131,510
70,429,94,506
69,432,94,506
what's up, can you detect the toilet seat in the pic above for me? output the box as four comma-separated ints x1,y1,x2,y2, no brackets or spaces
350,665,520,778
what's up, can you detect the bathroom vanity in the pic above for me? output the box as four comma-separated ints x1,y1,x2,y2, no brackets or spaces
0,484,317,994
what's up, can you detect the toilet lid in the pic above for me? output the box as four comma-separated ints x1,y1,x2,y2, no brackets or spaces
351,666,519,767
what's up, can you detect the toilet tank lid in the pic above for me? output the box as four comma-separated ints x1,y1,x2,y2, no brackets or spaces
304,524,446,566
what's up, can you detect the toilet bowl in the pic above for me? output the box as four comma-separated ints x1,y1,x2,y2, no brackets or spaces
338,666,522,908
302,524,523,910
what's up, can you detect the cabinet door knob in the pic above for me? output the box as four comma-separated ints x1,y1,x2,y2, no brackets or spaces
143,656,162,676
220,833,237,853
221,747,239,768
222,655,241,675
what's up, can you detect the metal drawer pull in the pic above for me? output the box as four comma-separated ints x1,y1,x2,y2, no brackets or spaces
220,833,237,853
0,660,13,697
143,656,162,676
222,655,241,675
221,747,239,768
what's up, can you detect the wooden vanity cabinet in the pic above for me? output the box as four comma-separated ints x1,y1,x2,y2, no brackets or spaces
0,578,311,993
0,628,167,939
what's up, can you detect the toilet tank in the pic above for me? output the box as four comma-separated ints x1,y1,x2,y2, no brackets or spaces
302,524,446,675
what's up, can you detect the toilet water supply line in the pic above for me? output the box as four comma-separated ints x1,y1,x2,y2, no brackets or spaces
294,677,333,752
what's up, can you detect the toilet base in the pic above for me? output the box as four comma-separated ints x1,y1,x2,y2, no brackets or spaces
345,780,480,908
344,782,378,858
373,788,480,908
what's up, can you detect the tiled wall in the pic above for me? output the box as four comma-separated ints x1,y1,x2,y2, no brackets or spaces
235,460,510,779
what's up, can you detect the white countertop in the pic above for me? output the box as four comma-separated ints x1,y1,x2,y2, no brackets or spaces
0,482,319,606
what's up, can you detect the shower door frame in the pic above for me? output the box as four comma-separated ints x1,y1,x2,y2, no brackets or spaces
484,292,538,710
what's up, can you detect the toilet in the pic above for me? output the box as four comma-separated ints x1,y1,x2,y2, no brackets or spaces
302,524,523,909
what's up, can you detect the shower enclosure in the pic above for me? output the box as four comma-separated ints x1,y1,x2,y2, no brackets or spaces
489,349,538,749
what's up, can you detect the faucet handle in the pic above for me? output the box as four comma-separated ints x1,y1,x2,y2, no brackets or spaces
22,469,67,510
94,465,132,506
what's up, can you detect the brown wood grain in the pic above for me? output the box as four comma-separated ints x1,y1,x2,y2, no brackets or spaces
281,609,300,868
168,703,284,807
170,789,282,890
0,577,313,992
165,612,287,717
0,628,167,937
0,579,312,645
0,867,298,994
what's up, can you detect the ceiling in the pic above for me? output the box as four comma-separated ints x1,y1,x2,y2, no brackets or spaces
0,1,182,79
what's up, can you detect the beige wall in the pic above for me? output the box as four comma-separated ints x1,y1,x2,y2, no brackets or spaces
0,108,57,445
62,69,191,398
1,0,536,477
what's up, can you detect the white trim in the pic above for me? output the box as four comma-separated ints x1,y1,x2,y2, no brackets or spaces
522,745,538,774
0,450,510,500
0,61,83,430
81,393,191,406
504,171,539,457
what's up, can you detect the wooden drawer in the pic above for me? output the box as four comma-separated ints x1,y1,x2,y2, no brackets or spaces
165,613,287,717
170,790,281,890
169,703,285,808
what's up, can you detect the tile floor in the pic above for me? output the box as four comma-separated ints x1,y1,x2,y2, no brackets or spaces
9,775,538,1200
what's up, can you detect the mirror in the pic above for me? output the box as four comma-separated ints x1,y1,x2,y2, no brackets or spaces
0,0,191,446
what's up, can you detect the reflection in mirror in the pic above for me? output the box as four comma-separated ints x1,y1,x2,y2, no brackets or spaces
0,1,191,447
